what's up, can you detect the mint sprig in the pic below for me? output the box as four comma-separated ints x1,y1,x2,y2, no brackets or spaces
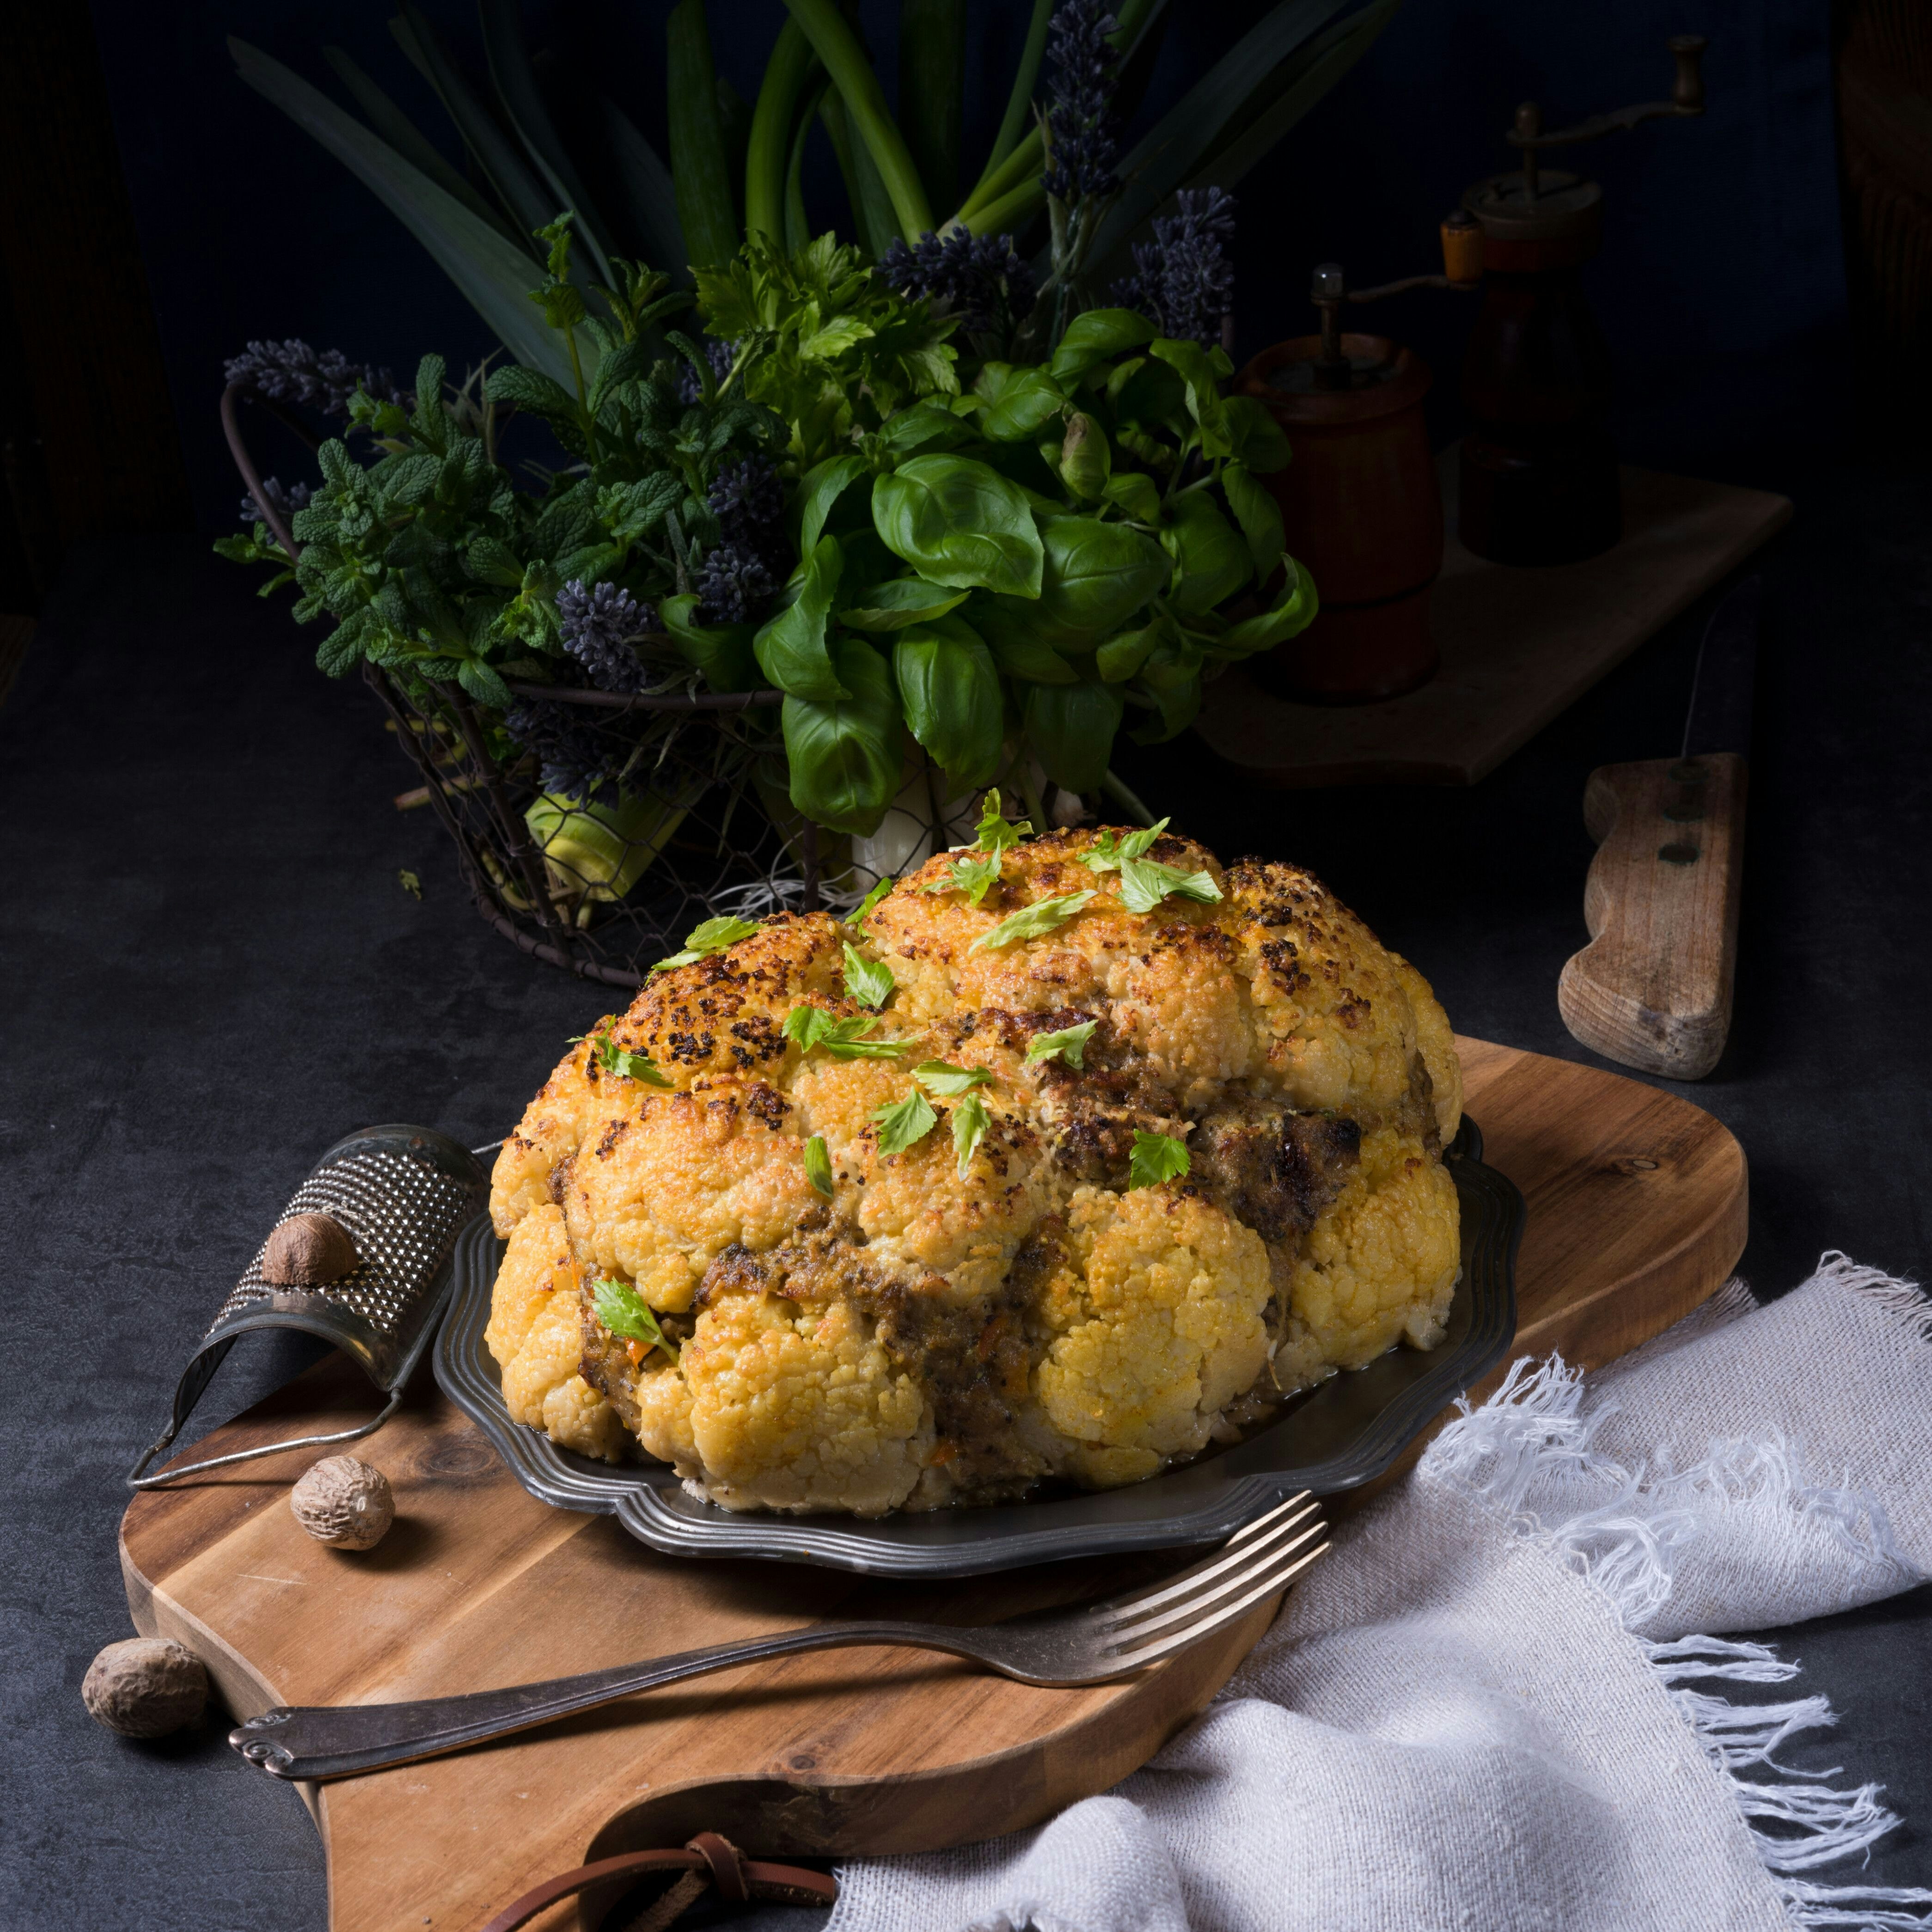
593,1276,680,1364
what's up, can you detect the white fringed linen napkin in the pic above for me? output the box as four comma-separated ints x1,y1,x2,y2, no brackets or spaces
820,1255,1932,1932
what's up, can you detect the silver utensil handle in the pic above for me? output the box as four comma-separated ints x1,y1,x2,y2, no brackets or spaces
228,1620,972,1781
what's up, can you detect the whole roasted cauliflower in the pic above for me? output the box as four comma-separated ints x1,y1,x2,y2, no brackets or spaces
486,820,1463,1516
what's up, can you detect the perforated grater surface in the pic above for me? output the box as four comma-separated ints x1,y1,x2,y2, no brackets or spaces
128,1125,490,1487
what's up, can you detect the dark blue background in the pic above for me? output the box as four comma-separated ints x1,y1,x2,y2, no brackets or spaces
89,0,1848,531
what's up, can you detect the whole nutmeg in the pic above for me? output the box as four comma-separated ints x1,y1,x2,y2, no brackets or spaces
291,1454,394,1550
83,1637,209,1738
262,1211,357,1286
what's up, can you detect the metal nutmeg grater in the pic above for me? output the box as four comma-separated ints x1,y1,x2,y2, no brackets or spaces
128,1124,490,1488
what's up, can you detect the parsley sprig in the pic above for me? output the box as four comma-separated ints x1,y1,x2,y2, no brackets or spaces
570,1028,673,1087
924,788,1034,906
971,890,1096,951
1082,819,1223,914
1026,1021,1097,1070
914,1060,992,1095
845,877,894,923
842,942,896,1010
653,914,763,971
593,1277,680,1364
951,1092,990,1175
783,1005,909,1059
871,1087,938,1156
803,1133,834,1197
1128,1130,1191,1190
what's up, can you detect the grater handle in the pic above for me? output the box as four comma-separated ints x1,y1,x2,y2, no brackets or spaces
127,1386,402,1489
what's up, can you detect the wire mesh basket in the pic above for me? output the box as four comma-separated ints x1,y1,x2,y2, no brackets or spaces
220,377,985,990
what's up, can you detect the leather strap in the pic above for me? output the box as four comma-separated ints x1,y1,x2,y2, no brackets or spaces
476,1834,837,1932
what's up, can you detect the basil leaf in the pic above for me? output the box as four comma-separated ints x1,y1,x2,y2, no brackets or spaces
1080,819,1170,873
1149,337,1234,456
976,604,1082,685
1022,679,1126,793
1095,621,1163,684
754,534,848,699
893,618,1003,789
979,367,1070,442
923,848,1002,905
602,1037,674,1086
842,942,895,1009
593,1277,680,1363
873,455,1045,597
803,1134,834,1198
1102,471,1163,525
1220,462,1286,582
971,890,1096,951
837,576,970,632
797,453,869,555
878,400,972,453
1222,397,1293,476
782,636,903,837
1110,356,1187,428
1128,1129,1190,1190
1162,492,1252,615
872,1087,938,1156
846,876,894,923
653,914,763,969
975,789,1032,851
1211,555,1320,656
1055,413,1111,501
989,515,1170,648
951,1091,990,1176
1050,308,1157,385
659,593,758,693
1125,636,1206,744
914,1060,992,1096
1025,1020,1097,1068
1118,857,1223,914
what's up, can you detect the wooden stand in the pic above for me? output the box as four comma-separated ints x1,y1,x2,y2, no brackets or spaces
1193,465,1790,788
120,1039,1745,1931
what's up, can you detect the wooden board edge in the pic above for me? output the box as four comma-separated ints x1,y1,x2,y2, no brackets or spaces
570,1595,1280,1866
122,1531,328,1830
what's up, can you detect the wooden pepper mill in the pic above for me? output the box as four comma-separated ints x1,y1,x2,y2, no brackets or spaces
1458,35,1707,565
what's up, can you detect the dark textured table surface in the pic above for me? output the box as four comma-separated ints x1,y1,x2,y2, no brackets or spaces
5,460,1929,1928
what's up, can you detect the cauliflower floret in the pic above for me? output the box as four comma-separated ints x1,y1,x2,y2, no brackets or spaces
488,1205,627,1462
484,823,1464,1515
1272,1127,1461,1390
680,1290,931,1515
1036,1185,1272,1479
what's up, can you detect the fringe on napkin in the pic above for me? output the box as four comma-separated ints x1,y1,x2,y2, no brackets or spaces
1421,1254,1932,1932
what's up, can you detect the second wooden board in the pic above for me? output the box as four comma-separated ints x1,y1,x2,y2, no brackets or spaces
121,1038,1745,1931
1192,465,1790,788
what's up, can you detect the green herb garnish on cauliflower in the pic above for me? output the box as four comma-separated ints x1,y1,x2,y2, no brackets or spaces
485,823,1463,1516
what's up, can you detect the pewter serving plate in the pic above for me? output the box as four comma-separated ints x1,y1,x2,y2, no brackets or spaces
435,1121,1522,1577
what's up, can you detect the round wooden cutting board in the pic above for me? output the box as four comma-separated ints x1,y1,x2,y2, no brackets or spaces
119,1037,1745,1932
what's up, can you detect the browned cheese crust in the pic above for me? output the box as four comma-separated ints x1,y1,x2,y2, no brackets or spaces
486,828,1463,1516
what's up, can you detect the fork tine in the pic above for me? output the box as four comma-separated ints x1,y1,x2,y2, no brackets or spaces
1101,1497,1323,1627
1100,1540,1328,1674
1104,1515,1327,1647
